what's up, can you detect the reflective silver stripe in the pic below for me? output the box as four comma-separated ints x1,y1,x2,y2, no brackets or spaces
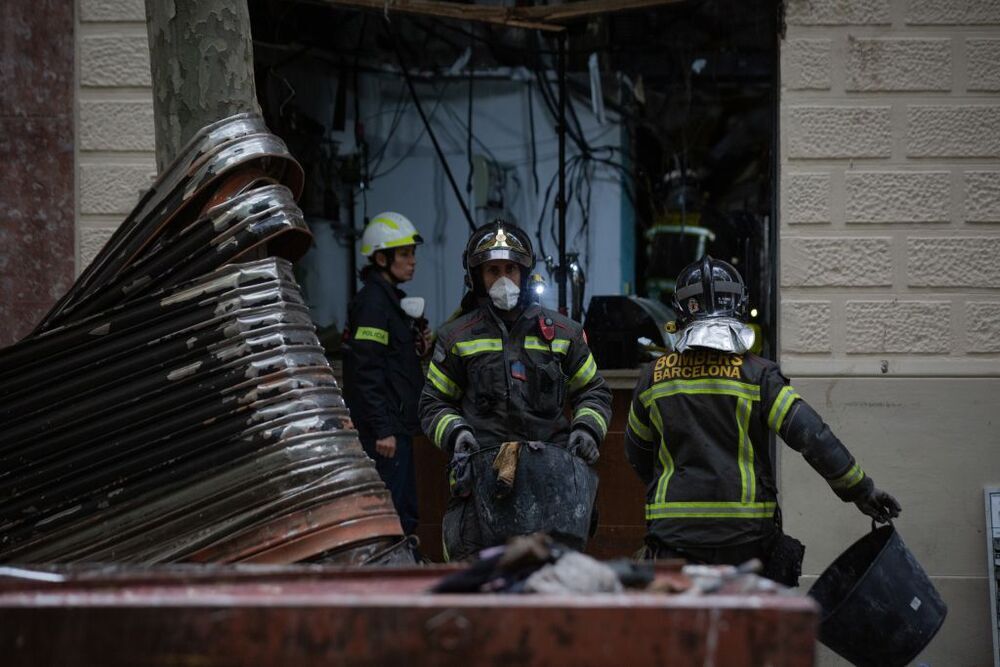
628,403,653,442
551,339,570,355
428,362,461,398
640,379,760,406
452,338,503,357
736,397,755,504
568,353,597,393
645,501,777,520
433,413,461,448
830,463,865,490
649,407,674,505
767,385,800,431
575,407,607,438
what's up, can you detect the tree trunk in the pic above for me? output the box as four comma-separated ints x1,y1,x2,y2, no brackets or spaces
145,0,260,173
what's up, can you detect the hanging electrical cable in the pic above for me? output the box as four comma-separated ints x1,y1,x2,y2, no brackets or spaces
385,20,476,233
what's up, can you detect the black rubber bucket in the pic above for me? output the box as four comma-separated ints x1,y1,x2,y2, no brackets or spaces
471,442,598,551
808,523,947,667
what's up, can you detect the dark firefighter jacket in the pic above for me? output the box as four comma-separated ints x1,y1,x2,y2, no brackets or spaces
419,302,612,453
625,349,874,549
343,271,424,441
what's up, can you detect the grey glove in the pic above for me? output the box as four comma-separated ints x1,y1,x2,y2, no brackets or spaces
449,430,479,498
854,487,902,523
452,429,479,456
568,429,600,465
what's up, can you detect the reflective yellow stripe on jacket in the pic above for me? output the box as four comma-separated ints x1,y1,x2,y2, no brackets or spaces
829,463,865,491
574,406,608,438
568,353,597,393
524,336,571,355
767,385,801,431
645,501,777,520
452,338,503,357
641,377,766,517
432,413,461,448
427,362,461,399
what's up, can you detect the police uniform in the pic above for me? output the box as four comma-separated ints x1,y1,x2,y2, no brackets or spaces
343,269,424,535
419,301,612,559
625,349,875,579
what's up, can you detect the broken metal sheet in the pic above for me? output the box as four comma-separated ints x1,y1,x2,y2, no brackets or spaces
0,113,404,565
37,125,305,332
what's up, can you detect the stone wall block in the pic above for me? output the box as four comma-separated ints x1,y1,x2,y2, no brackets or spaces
80,0,146,22
967,302,1000,352
846,171,951,223
847,38,952,91
786,0,890,25
965,172,1000,223
80,164,156,215
781,301,832,352
784,39,832,90
788,106,892,159
845,301,951,353
908,237,1000,287
78,227,117,274
782,237,893,287
784,173,832,224
907,105,1000,158
80,35,151,87
967,39,1000,91
79,100,155,152
907,0,1000,25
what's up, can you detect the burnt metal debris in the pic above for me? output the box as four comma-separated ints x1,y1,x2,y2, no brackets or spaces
0,113,406,565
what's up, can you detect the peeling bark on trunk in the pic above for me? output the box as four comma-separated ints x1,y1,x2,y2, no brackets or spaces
145,0,260,173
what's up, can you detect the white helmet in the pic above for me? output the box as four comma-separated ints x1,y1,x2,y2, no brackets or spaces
360,212,423,258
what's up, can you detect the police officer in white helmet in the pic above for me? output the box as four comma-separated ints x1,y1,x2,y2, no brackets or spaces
343,212,429,541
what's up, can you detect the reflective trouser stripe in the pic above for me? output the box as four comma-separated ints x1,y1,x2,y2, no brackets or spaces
830,463,865,490
645,501,777,520
354,326,389,345
768,385,801,431
628,403,653,442
428,362,461,399
433,413,461,448
574,407,607,438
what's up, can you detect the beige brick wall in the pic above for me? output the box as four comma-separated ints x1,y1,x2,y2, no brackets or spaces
76,0,155,273
781,0,1000,377
782,3,1000,665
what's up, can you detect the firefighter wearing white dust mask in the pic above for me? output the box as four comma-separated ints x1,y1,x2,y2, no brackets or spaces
419,219,612,560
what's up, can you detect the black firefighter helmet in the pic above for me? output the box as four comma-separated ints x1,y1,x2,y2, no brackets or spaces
462,219,535,295
671,255,749,326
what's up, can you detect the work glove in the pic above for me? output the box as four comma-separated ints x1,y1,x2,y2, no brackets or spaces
449,430,479,498
854,487,902,523
568,429,600,465
452,429,479,456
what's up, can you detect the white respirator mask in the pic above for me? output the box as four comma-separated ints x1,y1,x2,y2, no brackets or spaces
400,296,425,319
488,277,521,311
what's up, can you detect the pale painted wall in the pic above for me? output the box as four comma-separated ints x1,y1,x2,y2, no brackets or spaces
780,0,1000,664
76,0,156,273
